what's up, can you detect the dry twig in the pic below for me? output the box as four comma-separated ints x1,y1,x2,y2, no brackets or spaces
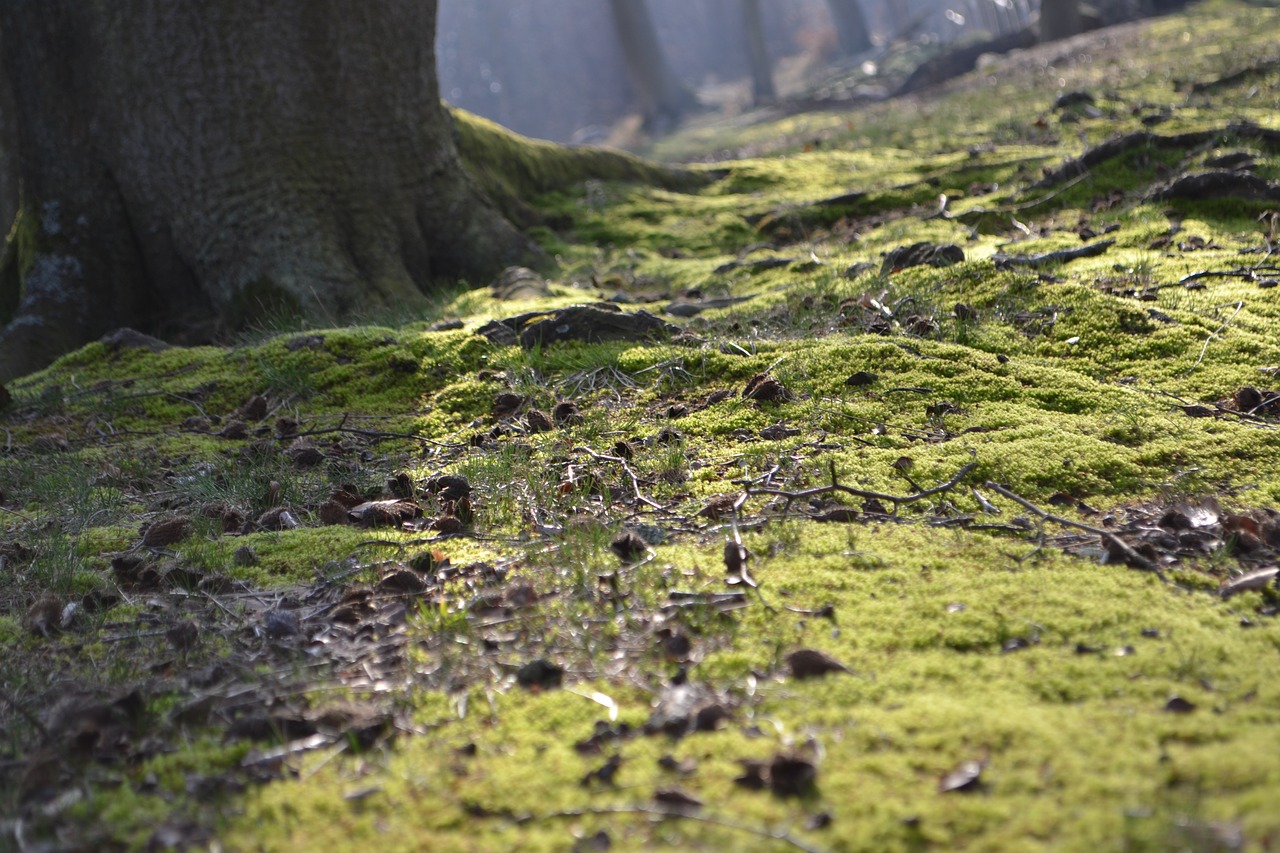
748,461,977,514
983,482,1168,583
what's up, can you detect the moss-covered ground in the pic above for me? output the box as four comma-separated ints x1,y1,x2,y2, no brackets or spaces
3,2,1280,850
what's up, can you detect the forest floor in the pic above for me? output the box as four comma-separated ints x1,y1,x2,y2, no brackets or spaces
4,1,1280,850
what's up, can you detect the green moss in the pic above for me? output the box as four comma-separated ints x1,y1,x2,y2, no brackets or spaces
7,4,1280,849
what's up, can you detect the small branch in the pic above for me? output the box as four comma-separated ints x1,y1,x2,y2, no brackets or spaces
983,482,1167,582
748,462,977,513
1180,300,1244,376
573,446,664,511
519,804,830,853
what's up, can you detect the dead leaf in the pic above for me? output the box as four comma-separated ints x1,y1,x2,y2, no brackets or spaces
492,392,526,419
348,499,422,528
611,530,647,561
653,787,702,810
743,372,794,403
516,658,564,690
257,507,300,531
553,401,582,425
786,648,852,680
23,594,64,638
140,517,193,548
237,395,268,421
769,753,817,796
525,409,554,433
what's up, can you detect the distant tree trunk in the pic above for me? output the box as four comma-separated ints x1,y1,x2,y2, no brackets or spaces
0,0,541,381
609,0,697,131
743,0,775,105
827,0,873,56
1039,0,1082,41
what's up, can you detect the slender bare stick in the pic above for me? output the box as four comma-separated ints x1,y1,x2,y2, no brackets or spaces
983,482,1167,582
748,462,977,513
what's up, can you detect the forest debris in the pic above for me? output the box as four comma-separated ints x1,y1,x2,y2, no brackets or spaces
512,303,680,348
652,788,702,811
880,242,964,274
348,499,422,528
515,658,564,690
786,648,852,680
140,516,193,548
992,239,1114,269
939,759,984,793
1220,566,1278,598
768,753,818,797
742,372,794,403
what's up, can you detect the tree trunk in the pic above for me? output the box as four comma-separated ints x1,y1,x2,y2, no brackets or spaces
0,0,540,381
1039,0,1082,41
742,0,776,106
827,0,873,57
608,0,697,132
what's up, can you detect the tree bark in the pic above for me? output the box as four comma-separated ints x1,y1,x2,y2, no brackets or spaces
0,0,541,381
608,0,697,132
1039,0,1083,41
742,0,776,106
826,0,873,57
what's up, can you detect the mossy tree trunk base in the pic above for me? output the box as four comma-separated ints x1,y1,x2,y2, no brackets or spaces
0,0,542,381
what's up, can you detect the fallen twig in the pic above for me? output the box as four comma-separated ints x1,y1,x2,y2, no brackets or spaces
983,482,1167,582
574,446,665,511
748,461,977,514
1180,300,1244,376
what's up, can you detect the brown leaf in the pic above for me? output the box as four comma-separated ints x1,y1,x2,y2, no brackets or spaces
348,499,422,528
257,507,300,531
769,753,817,796
166,620,200,652
23,594,64,638
742,372,794,403
525,409,554,433
318,499,350,526
553,401,582,425
492,392,526,419
653,787,702,810
515,658,564,690
696,494,739,521
611,530,647,561
425,475,472,503
377,569,426,594
237,394,269,421
786,648,852,680
141,517,193,548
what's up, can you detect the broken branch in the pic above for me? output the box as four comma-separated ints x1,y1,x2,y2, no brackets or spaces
983,482,1167,582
